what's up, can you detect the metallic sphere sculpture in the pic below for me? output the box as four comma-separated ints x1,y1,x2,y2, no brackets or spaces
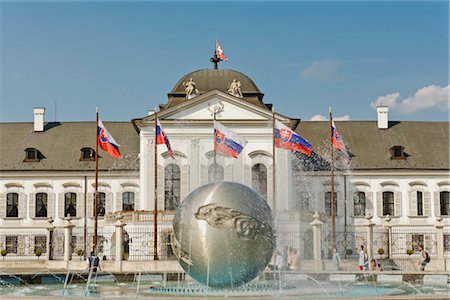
172,182,275,288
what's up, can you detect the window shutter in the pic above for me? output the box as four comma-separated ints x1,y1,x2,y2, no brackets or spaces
58,193,65,218
366,192,373,216
29,192,36,218
115,192,122,212
135,191,140,211
410,191,417,216
105,192,113,214
18,236,25,255
76,192,83,218
434,192,440,217
337,192,344,217
0,193,6,218
47,193,55,219
157,165,164,210
394,192,401,217
376,192,382,217
423,192,431,217
87,193,93,218
18,193,26,219
181,165,190,201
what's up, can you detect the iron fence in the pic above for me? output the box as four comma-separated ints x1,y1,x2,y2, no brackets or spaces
391,227,437,259
0,229,48,260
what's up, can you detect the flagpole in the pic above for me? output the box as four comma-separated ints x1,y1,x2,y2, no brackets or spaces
272,107,276,215
213,112,217,182
153,111,159,260
93,107,99,254
330,107,336,248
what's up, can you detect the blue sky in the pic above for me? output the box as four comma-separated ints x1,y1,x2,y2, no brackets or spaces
1,1,448,122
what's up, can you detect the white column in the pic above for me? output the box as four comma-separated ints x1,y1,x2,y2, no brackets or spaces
114,216,126,272
64,216,75,264
310,211,324,263
365,215,374,270
435,216,445,271
46,217,55,261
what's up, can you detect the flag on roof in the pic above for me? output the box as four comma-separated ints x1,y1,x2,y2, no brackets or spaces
274,120,312,155
332,120,349,158
214,121,247,158
216,39,228,61
97,118,121,159
156,118,174,159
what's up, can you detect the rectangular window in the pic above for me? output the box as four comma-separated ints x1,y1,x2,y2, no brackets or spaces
440,192,450,216
6,193,19,218
353,192,366,216
444,235,450,252
6,236,18,254
96,192,106,217
411,234,424,252
35,193,48,218
325,192,337,217
34,236,47,254
382,191,394,216
122,192,135,211
417,191,423,216
64,193,77,217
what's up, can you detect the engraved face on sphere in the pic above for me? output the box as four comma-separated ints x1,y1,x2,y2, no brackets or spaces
173,182,275,288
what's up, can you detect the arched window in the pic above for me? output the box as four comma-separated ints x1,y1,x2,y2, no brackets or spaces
96,192,106,217
64,192,77,217
440,191,450,216
208,163,224,183
35,193,48,217
252,164,267,201
6,193,19,218
165,164,180,210
122,192,135,211
353,192,366,216
325,192,337,216
382,191,394,216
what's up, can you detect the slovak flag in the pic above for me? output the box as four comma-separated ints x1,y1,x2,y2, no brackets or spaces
214,121,247,158
97,118,121,159
156,118,175,159
274,120,312,155
332,121,349,157
216,39,228,61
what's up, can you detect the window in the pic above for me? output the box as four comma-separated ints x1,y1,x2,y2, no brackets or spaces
353,191,366,216
411,234,424,252
35,193,48,217
208,163,224,183
382,191,394,216
96,192,106,217
252,164,267,201
417,191,423,216
444,235,450,252
122,192,135,211
6,193,19,218
325,192,337,216
6,236,18,254
389,145,407,160
80,147,95,161
24,148,44,162
35,236,47,254
64,192,77,217
165,164,180,210
440,191,450,216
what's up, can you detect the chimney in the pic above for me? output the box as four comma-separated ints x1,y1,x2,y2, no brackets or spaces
33,107,45,132
377,106,389,129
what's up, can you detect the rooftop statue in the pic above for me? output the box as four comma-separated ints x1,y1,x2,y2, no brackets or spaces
227,79,243,98
184,78,199,99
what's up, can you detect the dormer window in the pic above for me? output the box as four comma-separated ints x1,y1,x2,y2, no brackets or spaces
24,148,44,162
80,147,95,161
390,145,408,160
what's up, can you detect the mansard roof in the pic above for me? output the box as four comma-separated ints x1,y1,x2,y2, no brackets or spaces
296,121,449,170
0,122,139,172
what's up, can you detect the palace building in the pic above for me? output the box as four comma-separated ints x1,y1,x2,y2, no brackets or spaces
0,66,448,269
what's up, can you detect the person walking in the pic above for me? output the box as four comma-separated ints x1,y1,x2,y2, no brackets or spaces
358,245,368,271
332,248,342,271
417,245,430,271
87,251,101,273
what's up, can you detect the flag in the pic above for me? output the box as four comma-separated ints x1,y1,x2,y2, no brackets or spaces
332,120,349,158
216,39,228,61
274,120,312,155
214,121,247,158
97,118,121,159
156,118,174,159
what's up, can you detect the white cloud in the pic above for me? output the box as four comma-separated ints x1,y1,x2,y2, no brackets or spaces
371,84,450,114
310,114,350,121
300,60,344,81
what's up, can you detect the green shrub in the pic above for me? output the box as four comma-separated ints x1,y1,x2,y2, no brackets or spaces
345,249,353,256
377,248,385,255
76,249,84,258
1,249,7,257
35,249,43,257
406,249,414,256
